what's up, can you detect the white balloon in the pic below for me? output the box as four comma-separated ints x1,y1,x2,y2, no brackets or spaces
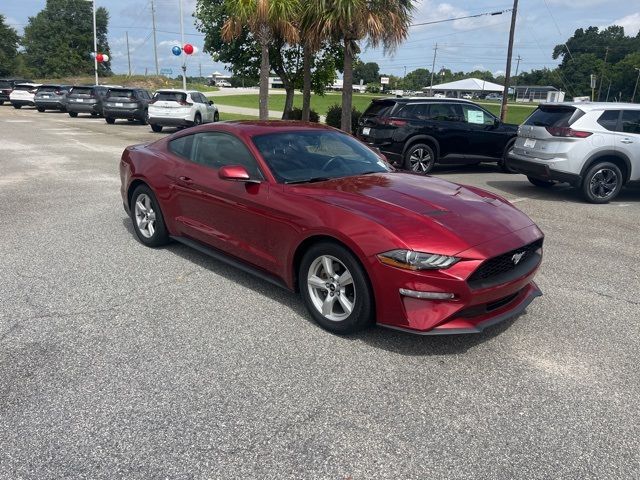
102,54,110,62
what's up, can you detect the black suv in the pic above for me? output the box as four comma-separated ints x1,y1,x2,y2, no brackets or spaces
0,78,33,105
103,87,153,125
66,85,109,117
357,98,518,173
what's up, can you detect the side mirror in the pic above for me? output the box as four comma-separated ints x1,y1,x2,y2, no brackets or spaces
493,118,501,127
218,165,258,183
209,100,214,106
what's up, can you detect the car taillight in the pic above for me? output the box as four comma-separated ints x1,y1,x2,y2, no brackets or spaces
380,117,407,127
545,126,592,138
29,88,37,94
54,90,63,95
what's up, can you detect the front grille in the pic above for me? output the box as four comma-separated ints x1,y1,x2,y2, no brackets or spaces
468,239,543,288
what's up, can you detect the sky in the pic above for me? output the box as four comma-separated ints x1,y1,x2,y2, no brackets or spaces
3,0,640,79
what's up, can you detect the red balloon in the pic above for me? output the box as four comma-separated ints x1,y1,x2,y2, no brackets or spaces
96,53,104,63
183,44,194,55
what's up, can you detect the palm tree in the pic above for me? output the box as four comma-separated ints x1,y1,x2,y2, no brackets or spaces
306,0,414,131
222,0,299,120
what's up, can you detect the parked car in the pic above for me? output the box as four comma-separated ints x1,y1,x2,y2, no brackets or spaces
103,87,153,125
9,83,42,109
34,84,72,112
461,93,473,100
0,78,33,105
148,89,219,132
120,121,544,335
65,85,110,117
508,102,640,203
485,93,503,101
357,97,518,173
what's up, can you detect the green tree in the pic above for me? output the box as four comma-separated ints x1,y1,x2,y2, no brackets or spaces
353,61,380,85
0,15,20,77
306,0,414,132
21,0,111,78
402,68,430,90
221,0,299,120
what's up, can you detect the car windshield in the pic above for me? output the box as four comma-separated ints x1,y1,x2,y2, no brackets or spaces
252,130,391,184
0,81,11,88
154,91,186,102
108,89,135,98
70,87,93,96
38,85,61,92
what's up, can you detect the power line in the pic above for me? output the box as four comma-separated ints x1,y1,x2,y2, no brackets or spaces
410,9,512,28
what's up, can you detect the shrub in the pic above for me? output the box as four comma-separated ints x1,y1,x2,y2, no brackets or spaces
326,104,362,134
365,82,382,93
288,107,320,123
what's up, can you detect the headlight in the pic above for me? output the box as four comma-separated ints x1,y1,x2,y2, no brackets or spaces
377,250,460,270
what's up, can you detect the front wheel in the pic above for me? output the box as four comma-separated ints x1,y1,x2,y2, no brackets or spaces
140,111,148,125
68,111,78,118
130,185,170,247
13,104,21,109
214,112,219,122
404,143,436,174
299,242,374,334
150,124,163,133
581,162,623,204
37,106,45,112
527,176,556,188
499,139,517,173
105,117,115,124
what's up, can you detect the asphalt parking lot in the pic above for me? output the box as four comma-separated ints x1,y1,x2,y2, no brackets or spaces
1,106,639,479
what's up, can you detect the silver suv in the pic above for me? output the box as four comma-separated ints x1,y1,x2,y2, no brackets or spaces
508,102,640,203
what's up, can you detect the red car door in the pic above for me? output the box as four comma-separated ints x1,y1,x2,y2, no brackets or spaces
168,131,279,272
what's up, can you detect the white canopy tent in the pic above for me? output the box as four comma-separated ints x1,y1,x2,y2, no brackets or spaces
423,78,504,97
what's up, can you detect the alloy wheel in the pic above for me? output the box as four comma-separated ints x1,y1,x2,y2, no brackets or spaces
307,255,356,322
409,148,433,173
589,168,618,200
134,193,157,238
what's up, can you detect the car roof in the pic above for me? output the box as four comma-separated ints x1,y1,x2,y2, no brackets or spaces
538,101,640,111
372,96,479,105
155,89,192,94
14,83,42,87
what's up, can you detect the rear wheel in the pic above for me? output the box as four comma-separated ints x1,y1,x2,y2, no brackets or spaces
150,124,163,133
37,106,45,112
140,110,149,125
68,111,78,118
214,112,219,122
499,139,517,173
404,143,435,174
105,117,115,124
130,185,170,247
581,162,623,204
299,242,374,334
527,176,555,188
193,113,202,126
13,104,21,109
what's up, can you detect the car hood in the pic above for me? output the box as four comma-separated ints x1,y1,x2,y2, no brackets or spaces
293,173,535,255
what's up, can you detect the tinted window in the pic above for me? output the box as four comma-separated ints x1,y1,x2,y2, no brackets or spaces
190,132,261,177
107,89,135,98
597,110,620,131
253,130,390,183
525,106,578,127
363,100,395,117
0,80,11,88
621,110,640,134
169,135,195,159
461,105,495,125
428,103,463,122
396,103,429,120
14,84,35,91
70,87,93,96
37,85,60,93
154,91,186,102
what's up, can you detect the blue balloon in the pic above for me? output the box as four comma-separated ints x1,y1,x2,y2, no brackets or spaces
172,46,182,56
90,52,96,58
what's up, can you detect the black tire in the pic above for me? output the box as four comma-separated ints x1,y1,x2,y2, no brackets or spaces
105,117,115,124
498,138,517,173
193,113,202,126
13,104,21,109
91,112,99,117
299,242,374,334
0,101,4,105
527,176,556,188
127,118,135,122
403,143,436,174
130,185,170,248
140,111,148,125
214,112,219,122
581,161,623,204
37,106,45,112
68,111,78,118
150,123,163,133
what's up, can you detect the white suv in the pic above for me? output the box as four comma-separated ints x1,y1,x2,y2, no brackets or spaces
508,102,640,203
148,89,219,133
9,83,42,109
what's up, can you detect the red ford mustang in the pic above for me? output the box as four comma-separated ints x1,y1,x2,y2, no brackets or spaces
120,121,543,335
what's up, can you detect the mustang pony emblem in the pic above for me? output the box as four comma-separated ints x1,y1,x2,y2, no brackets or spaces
512,252,525,265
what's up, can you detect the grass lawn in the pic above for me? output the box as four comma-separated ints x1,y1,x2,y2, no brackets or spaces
218,112,260,121
36,75,218,93
214,93,536,125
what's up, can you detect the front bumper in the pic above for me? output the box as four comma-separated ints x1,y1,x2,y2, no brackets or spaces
372,224,544,334
508,152,581,186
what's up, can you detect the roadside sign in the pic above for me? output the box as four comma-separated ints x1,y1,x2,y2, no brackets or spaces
590,74,596,89
380,77,390,85
160,68,173,75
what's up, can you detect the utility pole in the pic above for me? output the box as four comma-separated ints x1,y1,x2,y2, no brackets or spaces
597,47,608,101
91,0,98,85
500,0,518,121
632,68,640,103
151,0,159,75
512,54,522,101
180,0,186,90
199,63,202,78
126,31,132,76
429,43,438,95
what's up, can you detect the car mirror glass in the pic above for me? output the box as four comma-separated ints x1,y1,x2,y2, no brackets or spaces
218,165,259,183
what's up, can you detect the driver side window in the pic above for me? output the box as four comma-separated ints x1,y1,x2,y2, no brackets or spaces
190,132,263,178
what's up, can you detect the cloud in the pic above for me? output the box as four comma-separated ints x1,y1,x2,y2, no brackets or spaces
546,0,609,6
607,12,640,36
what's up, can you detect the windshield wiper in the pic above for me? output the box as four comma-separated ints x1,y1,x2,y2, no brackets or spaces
285,176,333,185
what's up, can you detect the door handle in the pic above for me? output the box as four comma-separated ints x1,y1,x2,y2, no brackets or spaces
178,176,194,185
620,138,633,144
